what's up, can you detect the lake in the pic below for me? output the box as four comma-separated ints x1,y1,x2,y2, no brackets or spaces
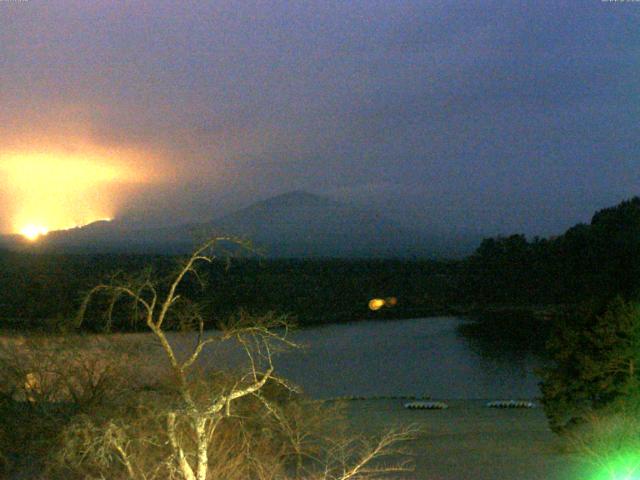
197,316,544,400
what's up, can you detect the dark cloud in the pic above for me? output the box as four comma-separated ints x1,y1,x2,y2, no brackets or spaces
1,0,638,235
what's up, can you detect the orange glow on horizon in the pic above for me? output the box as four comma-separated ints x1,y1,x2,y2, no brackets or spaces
20,225,49,241
1,146,153,235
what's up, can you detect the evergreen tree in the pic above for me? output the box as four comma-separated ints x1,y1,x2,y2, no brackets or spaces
539,297,640,433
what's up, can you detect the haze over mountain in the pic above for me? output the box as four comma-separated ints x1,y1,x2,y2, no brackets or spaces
2,3,638,240
0,191,474,258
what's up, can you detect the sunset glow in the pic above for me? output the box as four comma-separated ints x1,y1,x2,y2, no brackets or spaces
0,147,150,236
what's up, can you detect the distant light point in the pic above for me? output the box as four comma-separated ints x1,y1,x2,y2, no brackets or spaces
368,298,385,311
368,297,398,311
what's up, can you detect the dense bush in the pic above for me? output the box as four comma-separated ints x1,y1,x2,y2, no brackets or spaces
539,297,640,434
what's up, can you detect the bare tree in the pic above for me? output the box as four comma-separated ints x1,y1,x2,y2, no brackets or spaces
75,238,292,479
71,238,416,480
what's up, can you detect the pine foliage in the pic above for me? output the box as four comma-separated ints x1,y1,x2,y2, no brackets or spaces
539,297,640,433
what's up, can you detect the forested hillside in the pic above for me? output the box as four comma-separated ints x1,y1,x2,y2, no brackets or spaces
466,196,640,306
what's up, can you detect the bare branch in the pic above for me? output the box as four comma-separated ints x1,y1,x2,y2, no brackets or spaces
156,237,229,329
208,366,275,416
322,426,419,480
77,284,153,329
181,337,219,371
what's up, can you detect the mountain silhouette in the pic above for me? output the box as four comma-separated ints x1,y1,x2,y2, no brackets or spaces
1,191,444,257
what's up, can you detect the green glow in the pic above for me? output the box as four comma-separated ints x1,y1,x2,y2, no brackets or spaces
588,452,640,480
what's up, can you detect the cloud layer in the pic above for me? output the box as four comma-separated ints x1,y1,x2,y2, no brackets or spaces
1,0,638,235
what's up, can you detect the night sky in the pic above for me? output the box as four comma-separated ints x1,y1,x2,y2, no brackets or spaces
1,0,638,238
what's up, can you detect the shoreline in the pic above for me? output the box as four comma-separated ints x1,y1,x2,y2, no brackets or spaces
0,303,572,334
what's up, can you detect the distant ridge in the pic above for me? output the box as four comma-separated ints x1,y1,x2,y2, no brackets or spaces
203,191,434,257
249,190,338,208
0,191,444,258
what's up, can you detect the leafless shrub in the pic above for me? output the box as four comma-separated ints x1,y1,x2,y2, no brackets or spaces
0,333,154,477
0,334,150,407
562,405,640,467
314,426,418,480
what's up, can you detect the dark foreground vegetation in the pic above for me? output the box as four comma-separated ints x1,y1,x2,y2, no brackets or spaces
1,196,640,477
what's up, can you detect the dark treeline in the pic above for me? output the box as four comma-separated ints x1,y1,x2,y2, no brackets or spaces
1,196,639,331
0,252,464,330
466,196,640,306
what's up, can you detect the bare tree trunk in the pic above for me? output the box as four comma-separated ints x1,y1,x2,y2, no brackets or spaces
168,412,196,480
196,416,209,480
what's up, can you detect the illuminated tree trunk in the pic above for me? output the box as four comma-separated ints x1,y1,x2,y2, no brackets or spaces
168,412,196,480
196,416,208,480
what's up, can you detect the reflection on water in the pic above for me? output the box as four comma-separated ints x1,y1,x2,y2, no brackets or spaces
456,312,551,363
192,317,544,400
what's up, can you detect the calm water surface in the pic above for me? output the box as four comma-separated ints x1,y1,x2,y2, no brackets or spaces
196,317,543,400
